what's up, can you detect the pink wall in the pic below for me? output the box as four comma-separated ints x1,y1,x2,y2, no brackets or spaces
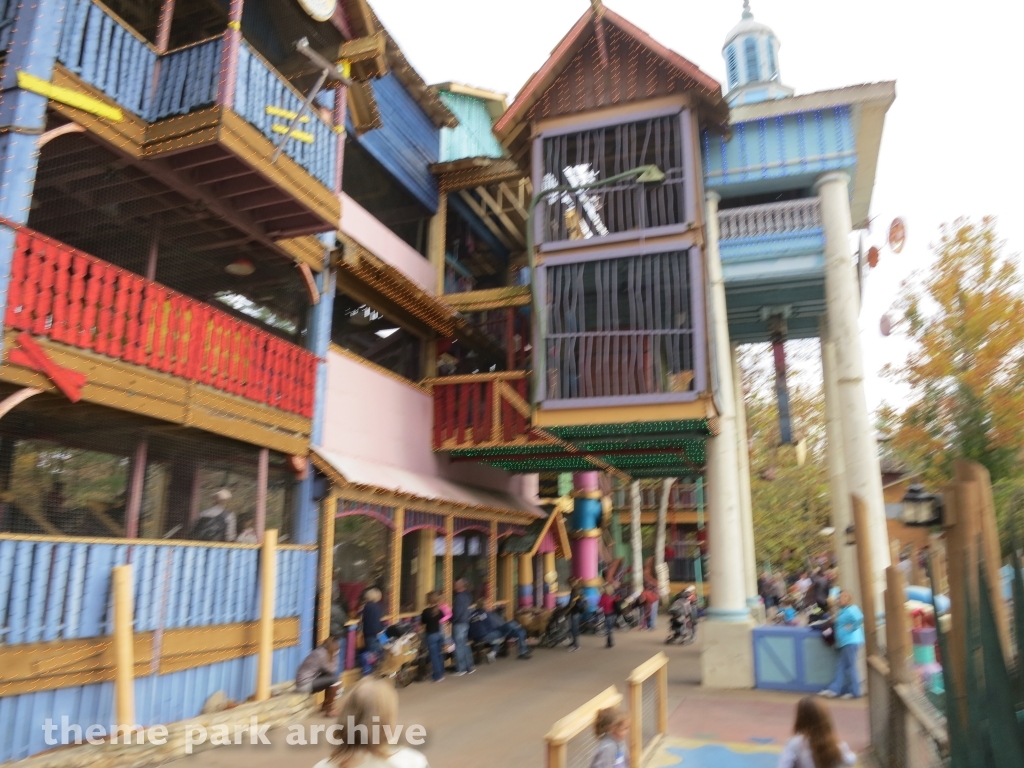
340,194,435,294
322,350,536,498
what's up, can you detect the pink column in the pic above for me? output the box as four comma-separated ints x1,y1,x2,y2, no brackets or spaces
217,0,244,107
125,439,148,539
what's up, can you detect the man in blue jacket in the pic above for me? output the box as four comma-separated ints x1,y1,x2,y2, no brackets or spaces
451,579,475,675
820,590,865,698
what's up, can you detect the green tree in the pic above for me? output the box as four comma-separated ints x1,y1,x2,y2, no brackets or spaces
884,217,1024,486
739,344,832,568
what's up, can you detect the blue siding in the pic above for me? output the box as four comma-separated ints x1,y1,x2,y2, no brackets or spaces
0,539,314,761
438,92,503,163
350,72,440,212
703,106,856,195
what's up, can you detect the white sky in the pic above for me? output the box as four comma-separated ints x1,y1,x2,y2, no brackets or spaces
369,0,1024,412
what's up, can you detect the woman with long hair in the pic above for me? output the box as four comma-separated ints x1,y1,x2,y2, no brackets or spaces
776,696,856,768
314,679,428,768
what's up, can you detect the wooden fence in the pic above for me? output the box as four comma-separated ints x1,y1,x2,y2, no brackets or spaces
0,533,315,763
544,653,669,768
2,220,317,417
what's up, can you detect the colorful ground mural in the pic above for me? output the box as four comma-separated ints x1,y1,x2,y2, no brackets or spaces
649,737,782,768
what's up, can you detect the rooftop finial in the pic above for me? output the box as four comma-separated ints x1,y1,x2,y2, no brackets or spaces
742,0,752,19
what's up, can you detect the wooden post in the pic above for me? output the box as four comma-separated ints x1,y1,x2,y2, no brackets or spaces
943,480,971,725
488,520,498,608
429,193,448,295
255,528,277,701
415,528,435,611
255,448,268,543
956,460,1012,664
519,554,533,608
851,494,878,656
501,554,513,604
217,0,244,107
145,229,160,282
629,679,643,768
318,492,337,644
390,508,404,618
188,464,202,526
444,515,454,606
113,565,136,733
885,565,910,684
125,439,148,539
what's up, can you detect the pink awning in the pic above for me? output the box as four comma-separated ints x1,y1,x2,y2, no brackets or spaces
313,446,543,518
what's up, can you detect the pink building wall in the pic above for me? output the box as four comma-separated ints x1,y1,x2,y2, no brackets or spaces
322,350,537,498
340,194,435,294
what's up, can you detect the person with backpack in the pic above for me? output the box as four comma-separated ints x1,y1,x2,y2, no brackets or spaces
567,579,586,652
190,489,236,542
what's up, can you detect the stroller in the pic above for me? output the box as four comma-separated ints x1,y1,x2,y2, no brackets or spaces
615,590,643,630
540,604,573,648
665,593,696,645
376,624,421,688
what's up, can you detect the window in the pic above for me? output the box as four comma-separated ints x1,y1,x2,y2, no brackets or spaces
545,251,696,400
332,293,424,381
744,37,761,82
539,114,687,244
767,36,778,79
726,45,740,88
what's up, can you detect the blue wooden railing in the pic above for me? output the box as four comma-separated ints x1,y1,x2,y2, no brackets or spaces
0,537,313,763
150,37,223,121
234,42,337,190
54,0,336,190
57,0,157,119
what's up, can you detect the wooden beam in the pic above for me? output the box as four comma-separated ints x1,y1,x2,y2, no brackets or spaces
436,159,527,194
457,190,515,250
475,185,525,245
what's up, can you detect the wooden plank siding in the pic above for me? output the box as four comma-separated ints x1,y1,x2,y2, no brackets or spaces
0,538,314,763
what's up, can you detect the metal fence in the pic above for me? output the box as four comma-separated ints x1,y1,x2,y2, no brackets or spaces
867,654,948,768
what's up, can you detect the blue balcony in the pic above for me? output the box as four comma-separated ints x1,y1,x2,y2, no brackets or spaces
52,0,340,236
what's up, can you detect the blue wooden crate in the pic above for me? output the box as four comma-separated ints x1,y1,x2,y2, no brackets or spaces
752,625,838,693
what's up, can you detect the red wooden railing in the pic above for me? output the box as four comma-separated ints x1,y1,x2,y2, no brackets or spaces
427,372,532,449
2,222,316,417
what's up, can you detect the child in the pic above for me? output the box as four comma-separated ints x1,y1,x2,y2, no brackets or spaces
776,696,856,767
590,707,629,768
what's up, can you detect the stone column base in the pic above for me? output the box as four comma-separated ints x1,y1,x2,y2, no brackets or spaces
700,617,756,688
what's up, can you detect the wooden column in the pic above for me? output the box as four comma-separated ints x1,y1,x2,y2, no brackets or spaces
332,81,348,195
317,492,337,644
255,529,277,701
217,0,244,107
415,528,436,611
255,448,268,543
628,678,643,768
112,565,135,732
145,229,160,282
657,662,669,736
188,465,202,526
428,193,448,295
501,554,513,604
125,439,148,539
444,515,454,606
390,508,404,618
488,520,498,608
519,554,533,608
851,494,878,656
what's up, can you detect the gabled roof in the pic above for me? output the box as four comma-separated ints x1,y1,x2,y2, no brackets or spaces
500,500,573,558
494,6,727,156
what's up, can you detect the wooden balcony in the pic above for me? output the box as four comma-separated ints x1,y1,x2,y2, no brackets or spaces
0,221,314,454
425,372,542,450
49,0,340,241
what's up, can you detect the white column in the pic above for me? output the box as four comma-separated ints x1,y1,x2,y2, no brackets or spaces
731,345,759,609
702,192,755,688
816,172,890,606
820,319,861,609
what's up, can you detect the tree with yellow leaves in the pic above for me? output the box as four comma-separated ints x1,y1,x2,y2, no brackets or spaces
884,217,1024,489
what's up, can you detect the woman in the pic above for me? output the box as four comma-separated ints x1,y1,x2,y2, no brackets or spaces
776,697,856,767
296,637,341,716
314,679,428,768
361,588,385,676
421,590,445,682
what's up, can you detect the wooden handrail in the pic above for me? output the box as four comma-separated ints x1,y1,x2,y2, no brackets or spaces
421,371,528,386
545,685,622,747
627,651,668,684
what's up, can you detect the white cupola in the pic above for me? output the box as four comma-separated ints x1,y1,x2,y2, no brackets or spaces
722,1,793,106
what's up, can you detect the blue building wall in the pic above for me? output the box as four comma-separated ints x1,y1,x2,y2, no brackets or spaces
348,73,441,213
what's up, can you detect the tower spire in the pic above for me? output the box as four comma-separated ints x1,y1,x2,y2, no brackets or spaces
742,0,752,19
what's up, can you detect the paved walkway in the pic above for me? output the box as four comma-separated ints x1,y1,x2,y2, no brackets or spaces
168,626,868,768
